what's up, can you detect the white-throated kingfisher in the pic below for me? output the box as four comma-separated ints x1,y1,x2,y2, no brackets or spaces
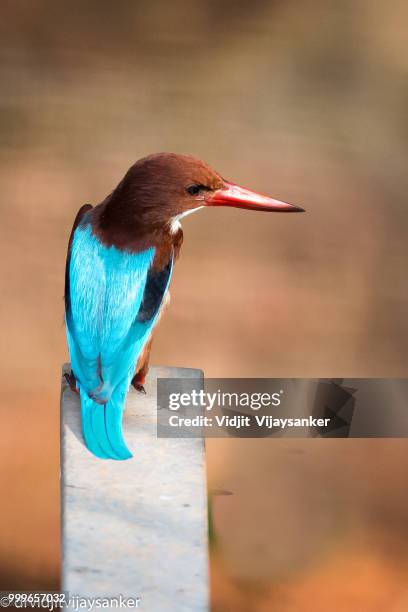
64,153,304,460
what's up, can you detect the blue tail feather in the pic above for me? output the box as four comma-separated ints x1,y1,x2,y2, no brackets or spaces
90,400,121,460
80,390,109,459
80,386,133,460
104,385,133,460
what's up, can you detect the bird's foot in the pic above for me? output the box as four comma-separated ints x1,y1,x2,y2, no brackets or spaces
64,371,79,394
131,371,147,394
132,381,146,394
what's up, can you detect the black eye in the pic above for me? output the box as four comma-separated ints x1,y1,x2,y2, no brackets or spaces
186,184,203,196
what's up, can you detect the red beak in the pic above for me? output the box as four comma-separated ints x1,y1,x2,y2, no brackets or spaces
206,181,304,213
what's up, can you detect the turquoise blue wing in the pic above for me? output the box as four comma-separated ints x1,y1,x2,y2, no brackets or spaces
65,223,172,459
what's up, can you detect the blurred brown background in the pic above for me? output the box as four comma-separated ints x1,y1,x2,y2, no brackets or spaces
1,0,408,609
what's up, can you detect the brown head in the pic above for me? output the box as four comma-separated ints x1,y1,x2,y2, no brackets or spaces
94,152,304,250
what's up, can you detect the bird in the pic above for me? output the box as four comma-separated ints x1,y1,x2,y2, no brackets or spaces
64,153,304,460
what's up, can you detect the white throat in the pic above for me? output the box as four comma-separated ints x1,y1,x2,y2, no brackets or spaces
170,206,204,233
